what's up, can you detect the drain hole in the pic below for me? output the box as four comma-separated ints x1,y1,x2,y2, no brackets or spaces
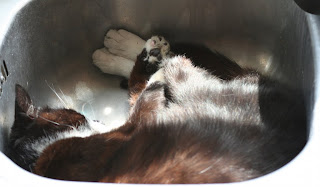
3,60,8,76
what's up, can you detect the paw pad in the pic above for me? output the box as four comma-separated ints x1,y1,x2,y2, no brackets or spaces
144,36,171,64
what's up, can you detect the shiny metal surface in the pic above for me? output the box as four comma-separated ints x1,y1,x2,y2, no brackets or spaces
0,0,319,186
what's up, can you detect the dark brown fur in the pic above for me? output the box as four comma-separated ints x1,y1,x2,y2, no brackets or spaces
8,41,306,183
171,43,249,80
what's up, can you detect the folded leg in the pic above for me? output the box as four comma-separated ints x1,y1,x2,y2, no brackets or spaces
128,36,171,106
92,48,134,78
104,29,146,61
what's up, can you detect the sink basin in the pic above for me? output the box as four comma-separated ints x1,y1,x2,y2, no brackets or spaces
0,0,319,186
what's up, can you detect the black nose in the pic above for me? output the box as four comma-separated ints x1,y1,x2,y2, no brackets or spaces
149,48,161,57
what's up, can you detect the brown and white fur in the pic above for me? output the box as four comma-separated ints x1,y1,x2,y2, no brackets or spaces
8,32,306,183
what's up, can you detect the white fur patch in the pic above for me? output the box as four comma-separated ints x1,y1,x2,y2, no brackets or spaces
153,56,261,126
147,68,165,86
92,47,135,78
87,119,118,133
104,29,146,61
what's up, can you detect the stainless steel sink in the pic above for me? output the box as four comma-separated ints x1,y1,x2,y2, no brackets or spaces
0,0,319,186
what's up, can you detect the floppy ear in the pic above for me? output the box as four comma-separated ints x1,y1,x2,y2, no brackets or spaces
15,84,36,117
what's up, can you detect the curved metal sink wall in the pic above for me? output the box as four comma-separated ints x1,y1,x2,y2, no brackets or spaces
0,0,319,186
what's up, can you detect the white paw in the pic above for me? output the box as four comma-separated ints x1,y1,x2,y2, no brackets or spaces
92,48,134,78
104,29,146,61
144,36,170,64
147,68,165,86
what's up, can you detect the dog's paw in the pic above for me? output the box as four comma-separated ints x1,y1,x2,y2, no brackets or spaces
104,29,146,61
142,36,171,74
92,48,135,78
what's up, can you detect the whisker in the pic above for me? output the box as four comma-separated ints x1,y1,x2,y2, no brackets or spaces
38,116,61,126
45,80,68,108
42,129,48,137
81,100,96,119
38,116,76,130
58,87,70,106
199,165,213,174
88,100,96,119
81,102,88,115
